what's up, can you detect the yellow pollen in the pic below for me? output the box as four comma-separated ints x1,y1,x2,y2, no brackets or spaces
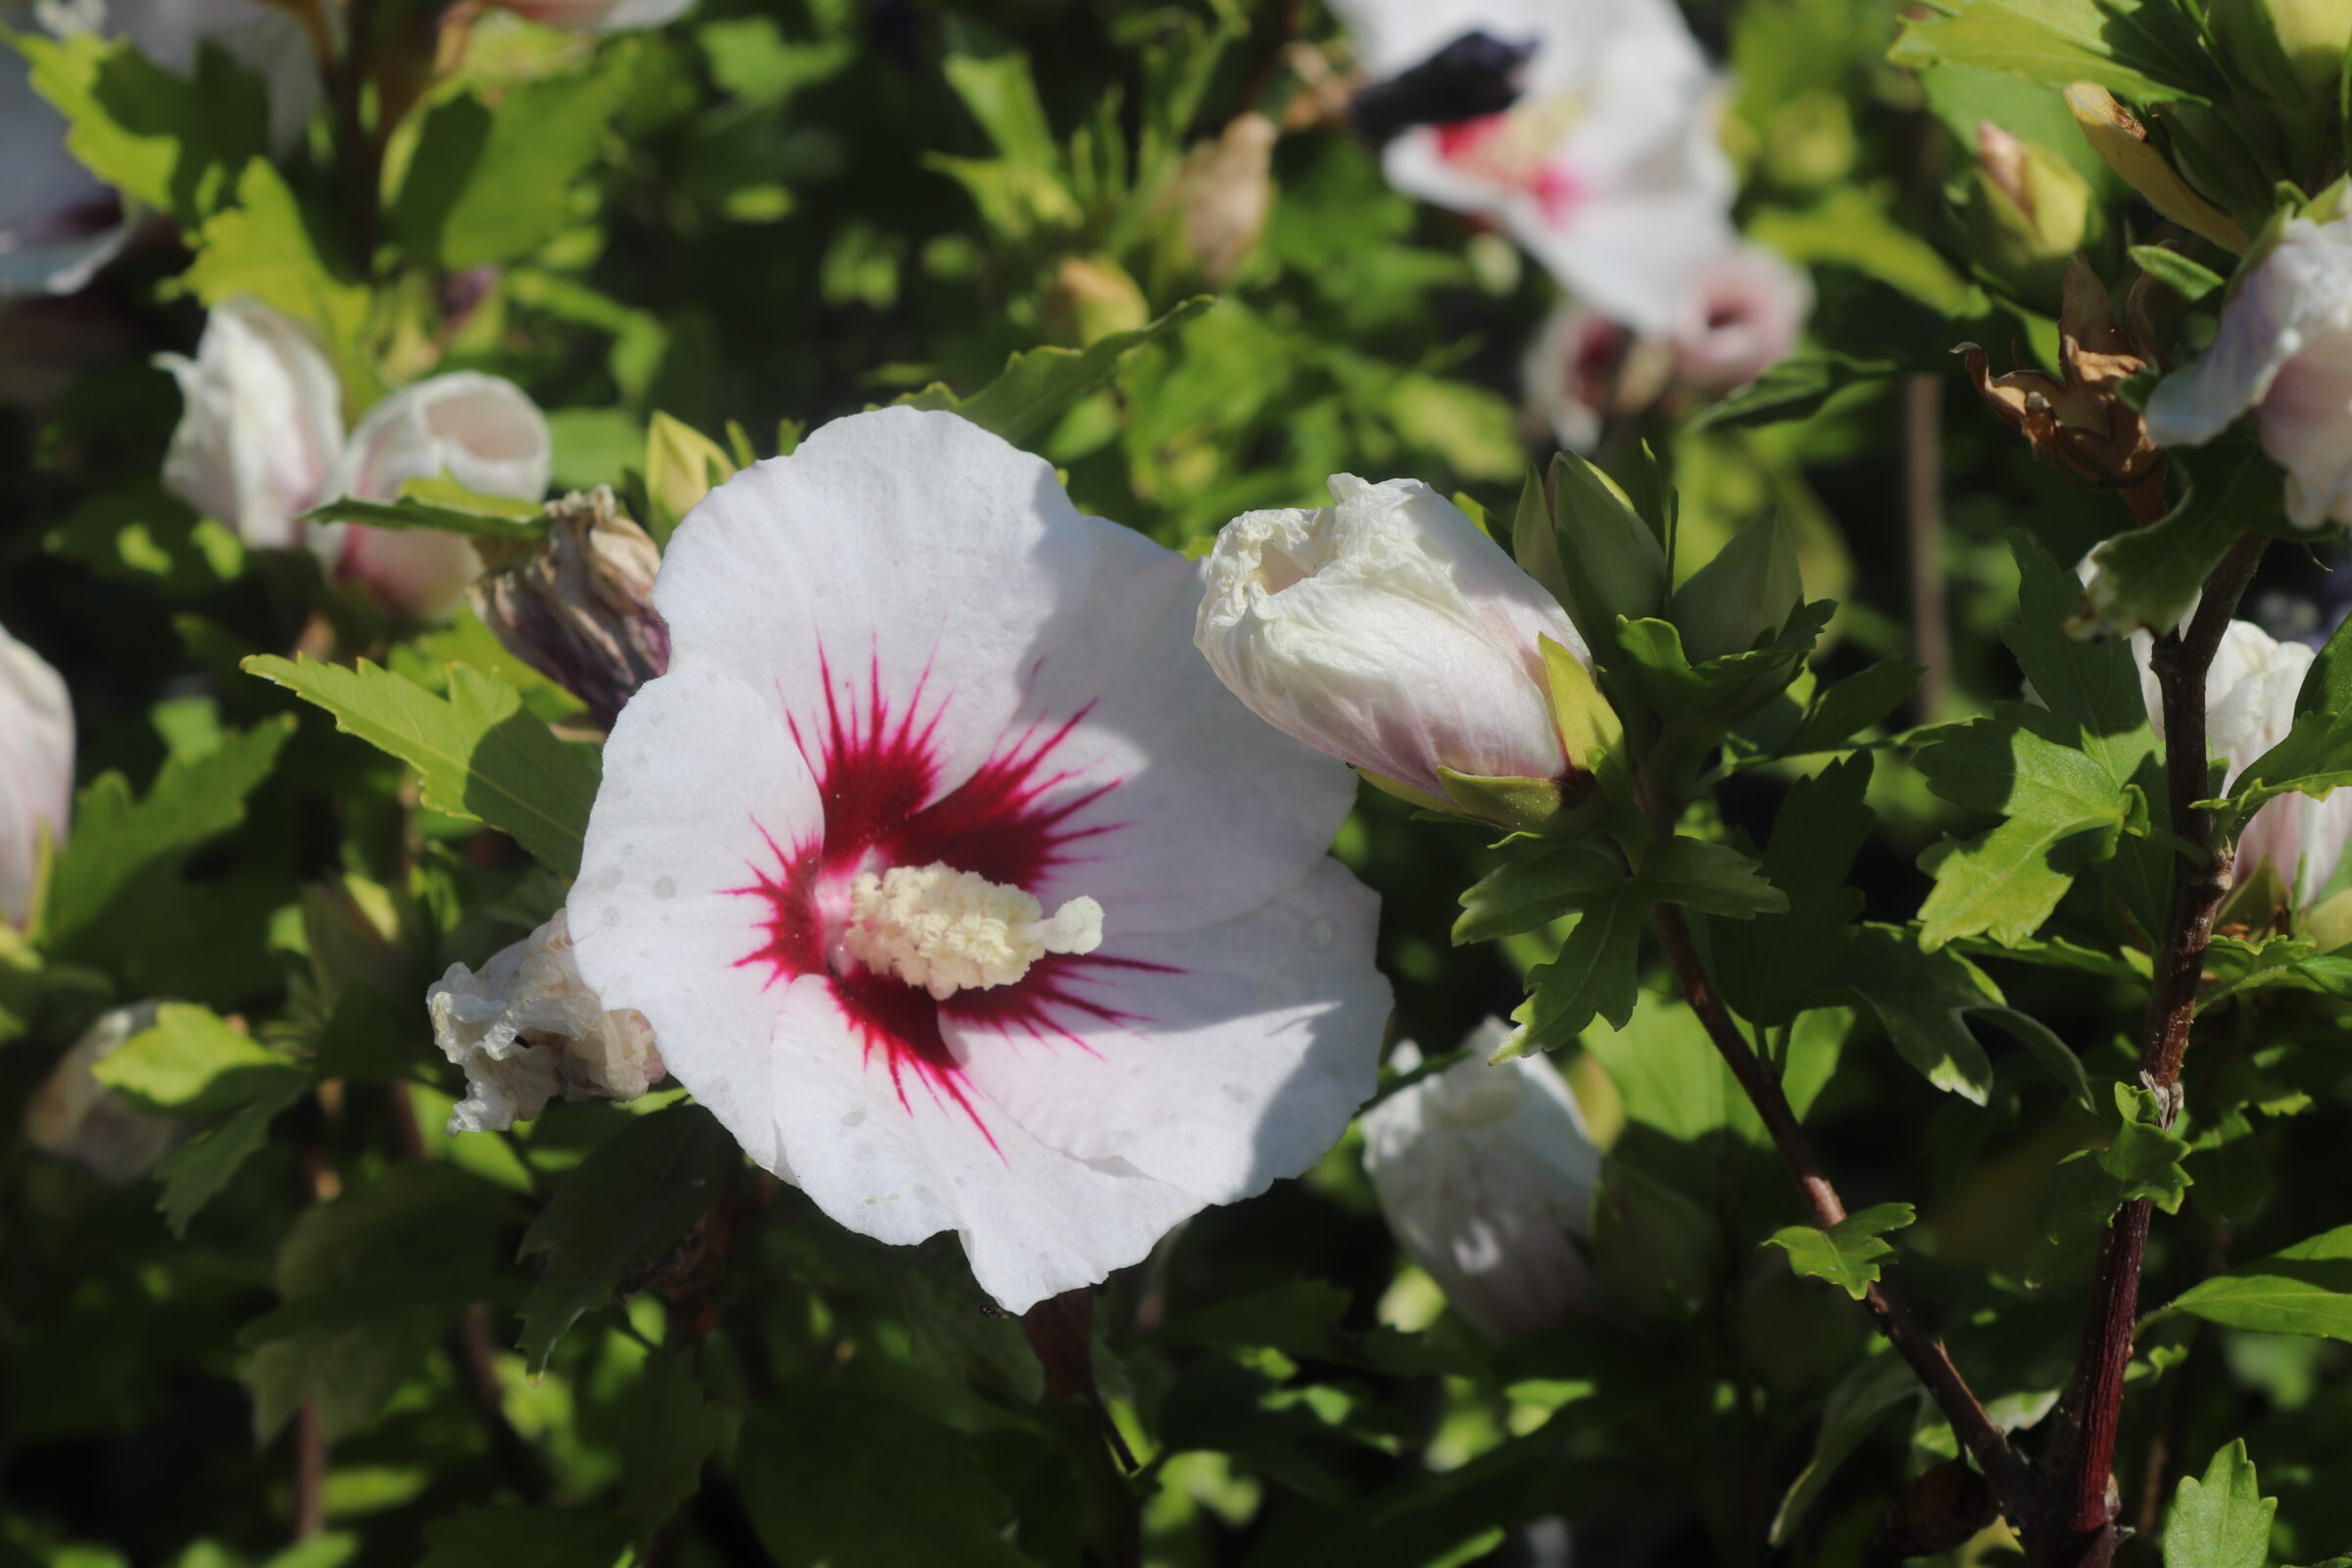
842,862,1103,1000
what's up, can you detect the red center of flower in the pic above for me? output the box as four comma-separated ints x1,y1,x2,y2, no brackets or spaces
1431,113,1587,222
728,649,1158,1145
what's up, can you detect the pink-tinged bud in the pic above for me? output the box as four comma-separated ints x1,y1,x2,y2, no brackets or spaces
0,619,73,929
315,371,554,616
1195,474,1592,807
1670,243,1812,392
471,488,669,729
23,1004,181,1186
488,0,694,29
1360,1025,1602,1338
1521,301,1633,453
155,298,344,548
2146,215,2352,529
426,910,666,1133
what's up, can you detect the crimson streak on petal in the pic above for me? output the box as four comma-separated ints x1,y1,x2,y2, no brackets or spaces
726,644,1157,1143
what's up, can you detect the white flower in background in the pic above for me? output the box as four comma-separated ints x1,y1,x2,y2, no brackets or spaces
313,372,554,615
1521,300,1633,453
1671,243,1812,392
1,619,74,929
156,298,344,548
1,0,321,299
566,407,1390,1314
489,0,695,30
1196,474,1592,801
1329,0,1737,334
2131,617,2352,906
1360,1020,1602,1338
23,1003,182,1185
157,300,553,615
427,909,666,1134
2145,215,2352,529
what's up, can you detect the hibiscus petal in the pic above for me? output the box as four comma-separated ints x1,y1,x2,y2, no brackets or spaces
995,516,1362,934
947,858,1389,1205
651,408,1097,800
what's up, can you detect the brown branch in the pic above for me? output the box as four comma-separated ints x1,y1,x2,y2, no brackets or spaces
2036,530,2267,1568
1650,903,2034,1523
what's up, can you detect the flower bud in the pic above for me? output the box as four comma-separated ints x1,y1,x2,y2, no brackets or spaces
1,619,73,929
1359,1024,1602,1338
471,488,670,729
1195,473,1596,811
316,371,554,616
1521,302,1632,454
426,909,666,1133
1670,243,1812,392
156,298,344,548
645,411,736,542
2145,214,2352,529
1168,113,1278,285
1041,256,1149,347
2065,83,2251,255
23,1003,182,1186
1964,122,2094,308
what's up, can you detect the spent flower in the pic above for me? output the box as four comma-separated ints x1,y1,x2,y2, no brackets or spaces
472,487,669,729
567,407,1390,1313
22,1002,184,1185
0,617,73,929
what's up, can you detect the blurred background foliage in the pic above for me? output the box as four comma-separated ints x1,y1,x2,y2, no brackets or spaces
7,0,2352,1562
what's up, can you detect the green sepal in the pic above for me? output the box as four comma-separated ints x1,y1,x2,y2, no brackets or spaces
1667,508,1805,666
1546,450,1668,664
1435,767,1600,839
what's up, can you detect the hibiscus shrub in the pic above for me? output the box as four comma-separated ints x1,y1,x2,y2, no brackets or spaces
12,0,2352,1564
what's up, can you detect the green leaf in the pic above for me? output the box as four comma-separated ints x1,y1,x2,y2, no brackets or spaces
2131,244,2228,302
297,494,547,543
1975,1004,2097,1112
1771,1353,1922,1544
514,1105,739,1371
43,716,293,950
1547,450,1669,663
2103,1083,2192,1208
1506,888,1645,1054
91,1004,305,1117
738,1391,1036,1568
1779,658,1924,757
1454,843,1624,945
1718,754,1875,1026
619,1352,718,1530
243,1164,514,1442
2174,1225,2352,1341
1914,715,2137,950
15,30,269,225
1763,1202,1916,1299
1633,837,1789,918
2221,707,2352,831
154,1079,308,1237
391,66,628,270
1831,925,2007,1102
1887,0,2223,105
2078,437,2269,635
895,297,1211,444
243,656,602,876
184,161,377,405
2297,584,2352,716
1511,467,1570,607
1687,353,1897,432
418,1507,635,1568
2163,1441,2275,1568
1613,604,1833,726
2183,1110,2272,1227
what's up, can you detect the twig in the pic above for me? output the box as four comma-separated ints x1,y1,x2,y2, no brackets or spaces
1904,374,1951,720
2036,530,2267,1568
1650,903,2034,1523
293,1402,327,1540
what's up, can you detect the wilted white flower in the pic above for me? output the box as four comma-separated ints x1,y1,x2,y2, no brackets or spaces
1,618,74,928
2132,616,2352,906
1671,243,1811,392
2145,214,2352,529
156,297,344,549
23,1002,182,1185
1330,0,1737,334
567,407,1390,1314
489,0,695,30
426,909,666,1134
1196,474,1592,803
1360,1021,1602,1338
